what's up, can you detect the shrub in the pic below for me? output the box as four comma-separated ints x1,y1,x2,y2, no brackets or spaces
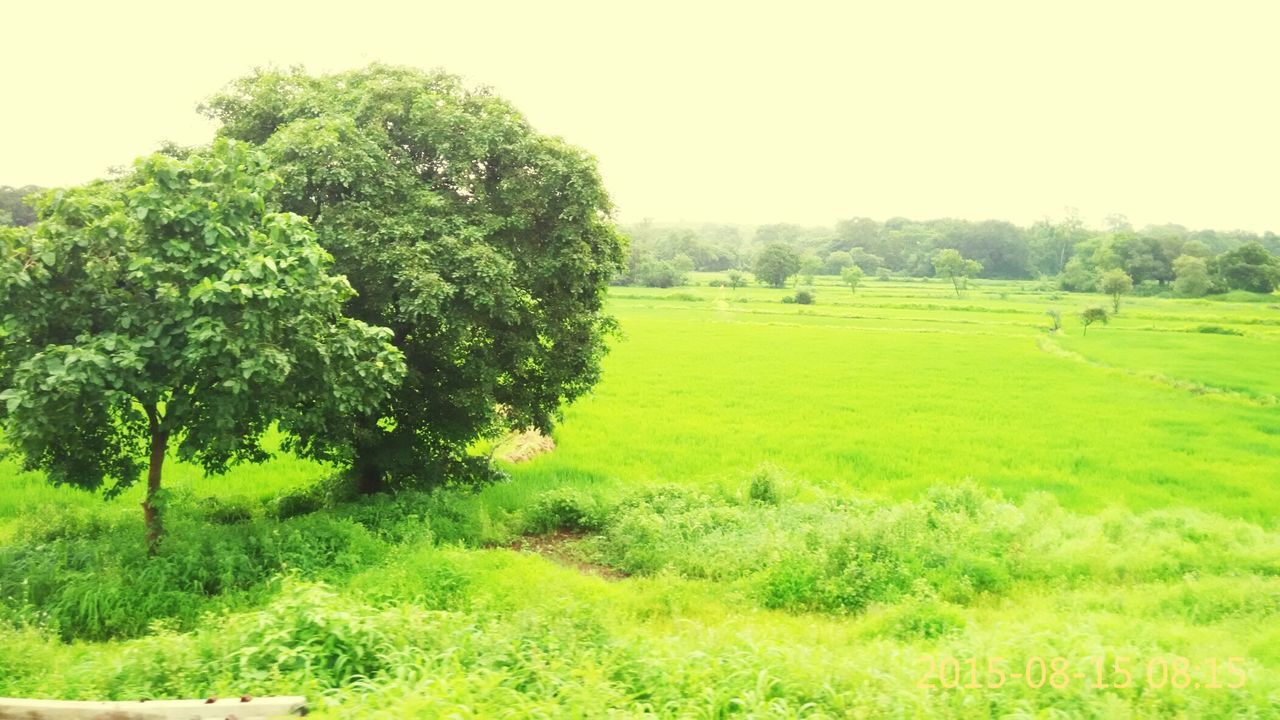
202,496,254,525
348,548,471,610
793,289,815,305
1132,279,1168,297
273,489,325,520
522,489,608,534
882,599,966,640
1194,324,1245,336
747,464,785,505
1044,308,1062,331
231,582,400,689
0,512,387,641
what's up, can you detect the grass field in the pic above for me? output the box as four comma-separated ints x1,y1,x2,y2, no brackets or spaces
2,275,1279,717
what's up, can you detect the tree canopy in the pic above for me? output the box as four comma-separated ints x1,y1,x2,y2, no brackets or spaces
1214,242,1280,293
753,243,800,288
0,141,405,549
1100,269,1133,313
931,249,983,297
612,213,1280,294
1173,255,1211,297
840,265,864,293
1079,305,1109,335
201,65,625,491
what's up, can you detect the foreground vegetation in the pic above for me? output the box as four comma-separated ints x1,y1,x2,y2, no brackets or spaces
2,276,1277,716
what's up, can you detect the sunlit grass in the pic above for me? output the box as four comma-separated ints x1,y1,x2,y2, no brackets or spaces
2,276,1278,716
508,284,1280,523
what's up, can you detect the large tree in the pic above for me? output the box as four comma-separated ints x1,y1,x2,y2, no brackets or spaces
201,65,625,492
1213,242,1280,293
1172,255,1211,297
753,243,801,288
0,141,405,550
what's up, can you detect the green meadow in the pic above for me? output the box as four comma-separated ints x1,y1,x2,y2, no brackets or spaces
2,276,1279,717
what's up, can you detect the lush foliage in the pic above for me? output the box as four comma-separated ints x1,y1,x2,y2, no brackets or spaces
2,277,1278,716
1079,305,1110,335
0,141,404,547
931,248,983,297
201,65,625,490
613,216,1280,301
753,243,800,287
1214,242,1280,293
1173,254,1212,297
840,264,863,292
1100,268,1134,312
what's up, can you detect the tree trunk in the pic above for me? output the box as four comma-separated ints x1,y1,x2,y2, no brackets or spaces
142,404,168,555
352,444,387,495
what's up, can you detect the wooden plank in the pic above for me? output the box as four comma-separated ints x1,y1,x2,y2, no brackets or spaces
0,696,307,720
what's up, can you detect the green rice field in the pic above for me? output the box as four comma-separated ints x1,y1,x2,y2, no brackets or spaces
2,275,1278,718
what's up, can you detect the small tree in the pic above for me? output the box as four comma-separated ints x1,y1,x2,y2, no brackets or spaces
841,265,864,293
726,269,746,289
1100,269,1133,313
754,243,800,288
1045,308,1062,331
1172,255,1211,297
1079,305,1109,335
0,142,406,552
798,253,822,285
932,249,983,297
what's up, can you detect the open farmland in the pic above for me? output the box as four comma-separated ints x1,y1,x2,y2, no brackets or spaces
2,276,1278,718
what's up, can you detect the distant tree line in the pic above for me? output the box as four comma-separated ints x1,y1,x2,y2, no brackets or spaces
0,186,42,227
616,213,1280,295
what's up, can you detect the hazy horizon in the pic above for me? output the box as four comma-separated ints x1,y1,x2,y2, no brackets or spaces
4,1,1279,234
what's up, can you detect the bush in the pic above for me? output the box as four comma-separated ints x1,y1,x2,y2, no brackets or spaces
881,599,966,640
522,489,608,534
231,582,400,689
202,496,254,525
0,511,388,641
1044,308,1062,331
1132,279,1168,297
1194,324,1245,336
348,548,471,610
747,464,785,505
793,290,815,305
273,488,325,519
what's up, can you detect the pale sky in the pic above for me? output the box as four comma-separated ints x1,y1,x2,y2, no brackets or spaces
3,1,1279,232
